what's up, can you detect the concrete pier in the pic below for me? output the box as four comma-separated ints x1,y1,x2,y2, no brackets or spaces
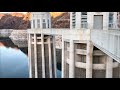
61,29,120,78
106,56,113,78
86,41,93,78
28,34,32,78
28,32,57,78
69,40,75,78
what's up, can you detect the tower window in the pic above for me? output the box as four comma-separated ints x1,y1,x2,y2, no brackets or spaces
33,19,35,28
43,19,45,23
109,12,113,23
81,12,87,28
72,12,76,28
43,23,46,29
37,19,40,28
48,19,49,28
43,19,46,29
81,12,87,15
109,12,114,28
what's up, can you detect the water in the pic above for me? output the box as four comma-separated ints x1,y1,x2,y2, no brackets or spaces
57,62,61,78
0,46,29,78
0,37,62,78
57,69,61,78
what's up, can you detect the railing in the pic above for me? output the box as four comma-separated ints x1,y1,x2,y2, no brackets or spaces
80,22,120,30
91,30,120,62
108,23,119,30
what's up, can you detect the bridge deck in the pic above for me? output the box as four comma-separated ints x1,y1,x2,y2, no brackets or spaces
28,28,90,41
91,30,120,62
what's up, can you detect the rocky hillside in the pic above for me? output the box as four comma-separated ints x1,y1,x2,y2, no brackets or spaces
50,12,64,18
0,13,30,29
51,12,70,28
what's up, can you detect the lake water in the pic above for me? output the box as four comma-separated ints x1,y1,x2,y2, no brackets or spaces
0,46,29,78
0,38,61,78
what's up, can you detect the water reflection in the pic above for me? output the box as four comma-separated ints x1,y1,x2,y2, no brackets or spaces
0,37,61,78
57,70,61,78
0,38,29,78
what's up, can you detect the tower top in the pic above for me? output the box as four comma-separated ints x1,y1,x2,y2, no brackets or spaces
30,12,51,29
70,12,119,30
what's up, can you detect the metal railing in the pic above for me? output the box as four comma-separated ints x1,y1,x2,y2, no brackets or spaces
91,30,120,62
80,22,120,30
108,23,119,30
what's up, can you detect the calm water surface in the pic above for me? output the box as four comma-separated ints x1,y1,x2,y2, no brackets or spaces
0,46,29,78
0,37,61,78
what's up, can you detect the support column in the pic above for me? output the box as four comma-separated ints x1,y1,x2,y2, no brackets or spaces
34,33,38,78
53,35,57,78
106,56,113,78
48,36,52,78
40,16,43,29
62,39,65,78
41,34,45,78
69,40,75,78
28,34,32,78
113,12,118,29
86,41,93,78
49,17,51,28
46,17,48,29
31,19,33,29
64,41,67,78
119,63,120,78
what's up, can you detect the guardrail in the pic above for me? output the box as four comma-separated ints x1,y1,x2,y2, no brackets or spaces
28,28,91,41
108,23,119,30
91,30,120,62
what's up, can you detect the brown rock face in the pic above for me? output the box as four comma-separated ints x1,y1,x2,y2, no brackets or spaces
52,12,70,28
0,13,30,29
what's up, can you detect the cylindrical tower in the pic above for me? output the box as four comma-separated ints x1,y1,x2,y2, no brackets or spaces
28,32,57,78
62,30,120,78
28,12,57,78
70,12,88,29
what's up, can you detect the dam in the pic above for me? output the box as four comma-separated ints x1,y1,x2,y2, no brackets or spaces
0,12,120,78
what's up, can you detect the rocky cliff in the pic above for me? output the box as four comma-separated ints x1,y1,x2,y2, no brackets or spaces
51,12,70,28
0,13,30,29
